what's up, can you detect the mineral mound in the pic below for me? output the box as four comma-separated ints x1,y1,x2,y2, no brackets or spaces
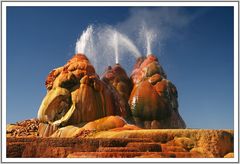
129,55,186,129
37,54,133,137
101,64,134,123
15,54,187,138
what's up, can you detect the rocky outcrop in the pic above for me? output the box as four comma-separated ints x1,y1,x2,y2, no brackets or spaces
37,54,132,137
37,53,186,137
101,64,133,123
90,129,233,158
6,119,39,137
101,64,133,102
7,129,234,158
50,116,139,138
129,54,186,129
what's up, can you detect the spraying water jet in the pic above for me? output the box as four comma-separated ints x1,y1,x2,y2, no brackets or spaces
75,25,94,55
139,22,158,57
75,26,142,74
113,32,119,64
103,27,142,64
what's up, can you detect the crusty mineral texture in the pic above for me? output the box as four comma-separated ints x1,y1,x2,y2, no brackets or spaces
7,129,234,158
50,116,139,138
88,129,234,158
6,118,39,137
101,64,133,123
37,54,133,137
129,54,186,129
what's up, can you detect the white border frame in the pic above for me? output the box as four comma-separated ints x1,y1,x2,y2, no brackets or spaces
1,1,239,163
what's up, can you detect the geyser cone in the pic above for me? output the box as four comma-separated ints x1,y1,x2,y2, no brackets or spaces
131,54,167,85
129,54,186,129
101,64,133,123
102,64,132,99
38,54,129,137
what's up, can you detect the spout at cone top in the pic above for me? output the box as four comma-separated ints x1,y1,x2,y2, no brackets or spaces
146,54,158,59
105,63,122,72
111,64,128,77
133,54,158,69
101,64,129,82
140,54,159,68
131,54,167,84
67,53,90,64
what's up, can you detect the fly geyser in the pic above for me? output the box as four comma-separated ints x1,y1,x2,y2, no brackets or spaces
36,25,186,137
36,52,186,138
6,26,234,159
7,54,234,159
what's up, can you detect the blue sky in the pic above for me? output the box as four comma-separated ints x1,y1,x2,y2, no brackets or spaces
6,7,234,129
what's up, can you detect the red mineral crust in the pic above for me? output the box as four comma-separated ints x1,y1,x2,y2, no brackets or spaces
7,129,234,158
38,54,132,137
101,64,133,123
129,54,186,129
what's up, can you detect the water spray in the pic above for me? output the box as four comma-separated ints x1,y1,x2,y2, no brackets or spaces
139,22,158,57
146,31,152,55
75,25,94,54
75,25,143,74
113,32,119,64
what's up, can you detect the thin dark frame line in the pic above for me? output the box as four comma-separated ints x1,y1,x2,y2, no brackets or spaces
1,1,240,2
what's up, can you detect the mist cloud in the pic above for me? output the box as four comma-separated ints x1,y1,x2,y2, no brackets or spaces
116,7,207,55
75,7,208,75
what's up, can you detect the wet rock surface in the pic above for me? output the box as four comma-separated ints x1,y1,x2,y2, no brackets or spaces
7,129,234,158
38,54,132,137
101,64,133,123
50,116,139,138
35,53,188,138
129,55,186,129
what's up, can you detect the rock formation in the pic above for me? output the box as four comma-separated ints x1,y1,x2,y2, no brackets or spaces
50,115,140,138
101,64,133,123
7,129,234,158
6,119,39,137
37,54,132,137
129,54,186,129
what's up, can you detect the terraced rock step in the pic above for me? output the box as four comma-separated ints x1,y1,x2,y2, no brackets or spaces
7,142,28,158
6,129,234,158
7,137,154,158
97,147,140,152
161,144,187,152
126,142,162,152
67,152,202,158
